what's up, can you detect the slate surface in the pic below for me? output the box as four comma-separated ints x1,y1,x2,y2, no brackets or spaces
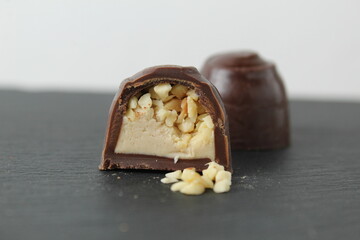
0,90,359,240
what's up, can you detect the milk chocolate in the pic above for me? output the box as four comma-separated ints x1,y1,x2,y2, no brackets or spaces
201,51,290,150
100,65,232,172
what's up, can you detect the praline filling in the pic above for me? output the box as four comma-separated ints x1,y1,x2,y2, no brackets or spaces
115,83,215,161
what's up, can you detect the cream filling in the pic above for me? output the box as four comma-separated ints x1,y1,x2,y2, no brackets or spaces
115,116,215,161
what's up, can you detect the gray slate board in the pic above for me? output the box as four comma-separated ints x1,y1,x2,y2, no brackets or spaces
0,90,359,240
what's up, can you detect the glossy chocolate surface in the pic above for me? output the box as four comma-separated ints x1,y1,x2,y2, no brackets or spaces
100,65,232,171
201,51,290,150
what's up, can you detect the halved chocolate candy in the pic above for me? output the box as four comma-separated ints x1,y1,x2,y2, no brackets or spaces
99,65,232,172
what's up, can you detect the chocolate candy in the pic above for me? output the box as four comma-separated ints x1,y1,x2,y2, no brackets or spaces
201,51,290,150
99,65,232,172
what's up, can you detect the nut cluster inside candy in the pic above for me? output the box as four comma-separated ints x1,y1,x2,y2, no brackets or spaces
115,83,215,161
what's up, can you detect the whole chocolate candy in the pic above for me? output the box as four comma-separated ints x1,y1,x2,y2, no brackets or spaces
201,51,290,150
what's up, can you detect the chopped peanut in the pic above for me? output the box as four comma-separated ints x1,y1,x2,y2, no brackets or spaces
202,167,217,181
187,96,198,123
215,170,232,184
180,182,205,195
128,96,138,109
138,93,152,109
165,170,182,179
171,181,189,192
178,118,195,133
213,180,231,193
186,89,199,101
154,83,172,100
161,177,178,184
171,84,188,99
164,98,182,112
161,162,232,195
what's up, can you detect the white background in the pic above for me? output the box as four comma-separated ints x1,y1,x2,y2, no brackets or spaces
1,0,360,100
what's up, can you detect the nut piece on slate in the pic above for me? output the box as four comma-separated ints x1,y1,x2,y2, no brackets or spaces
164,162,232,195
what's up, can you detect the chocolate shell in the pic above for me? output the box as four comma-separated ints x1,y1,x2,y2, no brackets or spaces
201,51,290,150
100,65,232,171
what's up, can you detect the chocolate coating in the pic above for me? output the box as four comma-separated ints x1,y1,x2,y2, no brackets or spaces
100,65,232,172
201,51,290,150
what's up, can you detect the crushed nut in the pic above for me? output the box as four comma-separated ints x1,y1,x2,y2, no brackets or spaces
187,96,198,122
170,181,189,192
207,162,225,171
125,109,136,121
171,84,188,99
213,180,231,193
152,99,163,108
181,168,200,182
176,98,188,123
201,175,214,189
138,93,152,109
149,87,160,99
165,110,177,127
186,89,199,101
202,115,214,129
161,177,178,184
180,182,205,195
155,108,168,122
190,123,213,148
162,95,175,103
135,107,154,120
128,96,138,109
154,83,172,100
202,167,217,181
178,118,195,133
215,170,232,184
165,170,182,179
161,162,232,195
164,98,182,112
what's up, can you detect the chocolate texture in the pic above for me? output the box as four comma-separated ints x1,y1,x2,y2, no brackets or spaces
100,65,232,172
201,51,290,150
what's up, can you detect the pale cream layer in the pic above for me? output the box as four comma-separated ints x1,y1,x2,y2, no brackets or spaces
115,116,215,160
